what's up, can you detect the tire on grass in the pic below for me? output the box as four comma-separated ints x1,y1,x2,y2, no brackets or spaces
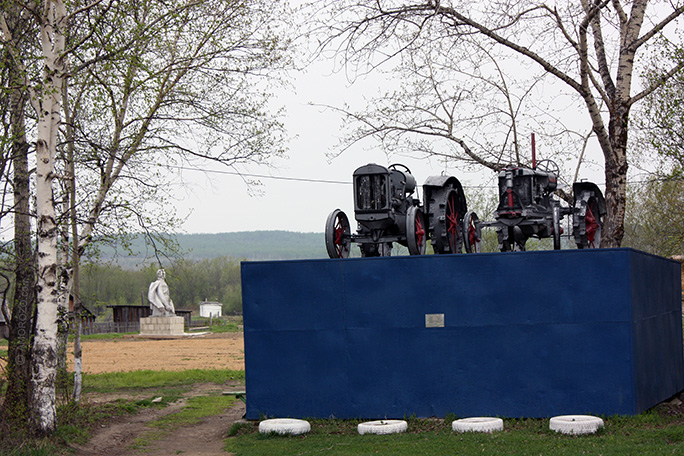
258,418,311,435
357,420,408,435
549,415,604,435
452,417,504,433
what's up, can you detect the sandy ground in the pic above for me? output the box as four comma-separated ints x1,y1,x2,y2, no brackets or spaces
67,332,244,374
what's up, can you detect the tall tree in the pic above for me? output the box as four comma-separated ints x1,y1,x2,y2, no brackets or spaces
59,0,289,399
317,0,684,247
28,0,67,434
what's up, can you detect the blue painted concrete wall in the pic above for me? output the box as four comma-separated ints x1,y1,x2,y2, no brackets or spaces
242,249,683,419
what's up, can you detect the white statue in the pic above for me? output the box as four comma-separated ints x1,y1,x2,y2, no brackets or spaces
148,269,175,316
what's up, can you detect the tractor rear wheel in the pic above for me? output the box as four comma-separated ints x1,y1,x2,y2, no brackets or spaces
431,187,463,254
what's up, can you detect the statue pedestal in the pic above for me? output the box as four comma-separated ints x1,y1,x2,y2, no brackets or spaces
140,316,184,336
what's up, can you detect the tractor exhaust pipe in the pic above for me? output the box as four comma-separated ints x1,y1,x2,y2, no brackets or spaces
531,133,536,169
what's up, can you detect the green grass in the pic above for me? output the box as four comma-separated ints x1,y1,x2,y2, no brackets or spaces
225,410,684,456
190,315,243,333
209,322,241,333
0,443,63,456
152,395,236,428
83,368,244,393
75,332,137,341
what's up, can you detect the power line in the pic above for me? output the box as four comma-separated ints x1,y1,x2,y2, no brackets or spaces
163,162,352,185
156,161,683,189
161,161,498,188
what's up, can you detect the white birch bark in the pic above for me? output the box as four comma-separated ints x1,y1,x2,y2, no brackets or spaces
29,0,67,434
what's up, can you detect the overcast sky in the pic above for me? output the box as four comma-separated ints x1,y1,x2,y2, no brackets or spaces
172,66,610,235
172,62,499,234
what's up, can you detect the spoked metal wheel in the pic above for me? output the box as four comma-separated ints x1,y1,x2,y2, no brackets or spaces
462,211,481,253
406,206,427,255
433,189,463,254
325,209,351,258
552,205,561,250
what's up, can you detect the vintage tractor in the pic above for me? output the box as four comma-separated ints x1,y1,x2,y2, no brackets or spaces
463,159,606,252
325,163,468,258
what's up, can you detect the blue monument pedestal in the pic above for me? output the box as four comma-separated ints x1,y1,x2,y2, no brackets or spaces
241,249,683,419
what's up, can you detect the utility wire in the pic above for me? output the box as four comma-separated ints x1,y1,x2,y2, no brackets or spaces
164,162,352,185
155,161,683,189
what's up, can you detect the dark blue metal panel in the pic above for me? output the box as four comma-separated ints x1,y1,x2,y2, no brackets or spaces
242,249,684,419
629,250,684,412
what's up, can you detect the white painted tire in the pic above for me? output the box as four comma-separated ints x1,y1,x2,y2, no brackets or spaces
452,417,504,433
357,420,408,435
549,415,604,435
258,418,311,435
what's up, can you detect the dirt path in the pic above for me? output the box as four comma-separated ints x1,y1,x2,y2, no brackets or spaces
72,385,246,456
69,333,246,455
132,400,246,456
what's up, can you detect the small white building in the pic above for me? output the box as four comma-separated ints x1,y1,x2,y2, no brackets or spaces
199,300,222,318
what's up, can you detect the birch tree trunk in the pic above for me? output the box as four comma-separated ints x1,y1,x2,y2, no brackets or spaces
29,0,67,435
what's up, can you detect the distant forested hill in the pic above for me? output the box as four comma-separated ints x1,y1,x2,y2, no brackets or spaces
179,231,326,260
92,231,327,268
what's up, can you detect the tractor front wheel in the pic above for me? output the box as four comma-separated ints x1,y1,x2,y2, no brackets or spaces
325,209,351,258
463,211,481,253
406,206,427,255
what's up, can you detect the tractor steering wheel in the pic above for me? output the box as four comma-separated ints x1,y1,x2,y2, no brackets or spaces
536,159,560,177
388,163,412,175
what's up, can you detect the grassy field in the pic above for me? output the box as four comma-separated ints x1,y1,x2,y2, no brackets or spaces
226,410,684,455
0,364,683,455
84,368,244,392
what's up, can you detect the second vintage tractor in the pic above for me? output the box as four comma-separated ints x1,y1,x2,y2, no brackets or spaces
462,159,606,253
